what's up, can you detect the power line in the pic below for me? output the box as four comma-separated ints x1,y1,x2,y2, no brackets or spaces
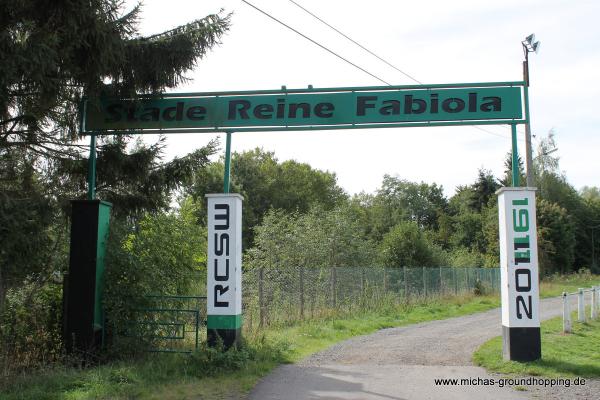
473,126,512,139
287,0,422,84
242,0,519,142
284,1,517,141
240,0,391,85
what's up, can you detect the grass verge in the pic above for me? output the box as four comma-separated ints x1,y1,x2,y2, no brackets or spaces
2,293,500,400
3,273,598,400
539,271,600,298
474,313,600,378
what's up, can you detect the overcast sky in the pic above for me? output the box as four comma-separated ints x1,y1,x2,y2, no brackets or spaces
132,0,599,196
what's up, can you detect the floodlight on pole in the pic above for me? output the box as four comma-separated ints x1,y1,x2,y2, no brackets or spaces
525,34,536,45
521,33,541,187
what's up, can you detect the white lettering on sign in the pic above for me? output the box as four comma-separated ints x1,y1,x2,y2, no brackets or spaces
498,188,540,328
206,194,243,316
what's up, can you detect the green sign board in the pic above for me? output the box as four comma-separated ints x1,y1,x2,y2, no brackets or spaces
82,82,524,134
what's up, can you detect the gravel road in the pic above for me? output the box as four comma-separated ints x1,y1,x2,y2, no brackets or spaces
247,296,600,400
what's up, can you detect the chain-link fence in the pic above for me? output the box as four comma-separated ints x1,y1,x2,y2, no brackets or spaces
243,266,500,329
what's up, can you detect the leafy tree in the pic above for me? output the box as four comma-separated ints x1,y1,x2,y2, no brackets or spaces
277,160,346,212
245,204,376,311
361,175,448,244
186,148,346,248
535,168,591,270
579,189,600,272
449,248,485,268
318,205,377,269
580,186,600,202
448,185,475,215
481,202,500,268
245,209,297,271
530,131,595,271
450,211,486,253
445,170,498,258
377,175,447,230
379,220,447,268
533,130,560,178
536,199,576,275
247,205,375,272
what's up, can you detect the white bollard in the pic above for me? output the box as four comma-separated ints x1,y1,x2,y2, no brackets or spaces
592,287,598,320
563,292,572,333
578,288,586,323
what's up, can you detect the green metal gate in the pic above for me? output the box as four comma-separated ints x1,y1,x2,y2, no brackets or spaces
128,295,207,353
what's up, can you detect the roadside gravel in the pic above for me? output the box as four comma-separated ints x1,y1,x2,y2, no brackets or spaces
248,296,600,400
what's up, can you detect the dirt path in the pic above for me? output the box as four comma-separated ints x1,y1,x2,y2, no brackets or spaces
248,296,599,400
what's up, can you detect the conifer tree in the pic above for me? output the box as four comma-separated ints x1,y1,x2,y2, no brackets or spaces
0,1,230,309
0,0,230,210
1,0,229,154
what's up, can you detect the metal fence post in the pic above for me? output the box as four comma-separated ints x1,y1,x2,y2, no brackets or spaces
578,288,586,323
195,311,200,350
311,271,315,319
299,266,305,319
403,266,408,299
563,292,572,333
259,268,265,328
383,267,388,293
592,286,598,320
453,268,458,295
331,267,337,308
422,266,426,297
360,267,365,298
439,266,443,295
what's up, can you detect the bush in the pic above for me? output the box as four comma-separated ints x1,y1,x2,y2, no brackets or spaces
103,198,206,353
473,279,491,296
0,280,63,378
449,247,484,268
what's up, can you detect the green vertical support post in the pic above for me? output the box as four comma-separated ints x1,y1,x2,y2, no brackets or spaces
94,202,111,346
88,134,97,200
223,131,232,193
195,311,200,351
511,124,520,187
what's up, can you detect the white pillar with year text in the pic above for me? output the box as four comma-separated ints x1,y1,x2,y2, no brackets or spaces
497,187,541,361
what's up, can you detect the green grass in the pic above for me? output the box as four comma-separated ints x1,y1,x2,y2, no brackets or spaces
473,273,600,379
539,271,600,298
474,313,600,378
3,273,598,400
2,342,284,400
2,293,500,400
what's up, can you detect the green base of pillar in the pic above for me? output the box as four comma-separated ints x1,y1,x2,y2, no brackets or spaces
207,315,242,350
